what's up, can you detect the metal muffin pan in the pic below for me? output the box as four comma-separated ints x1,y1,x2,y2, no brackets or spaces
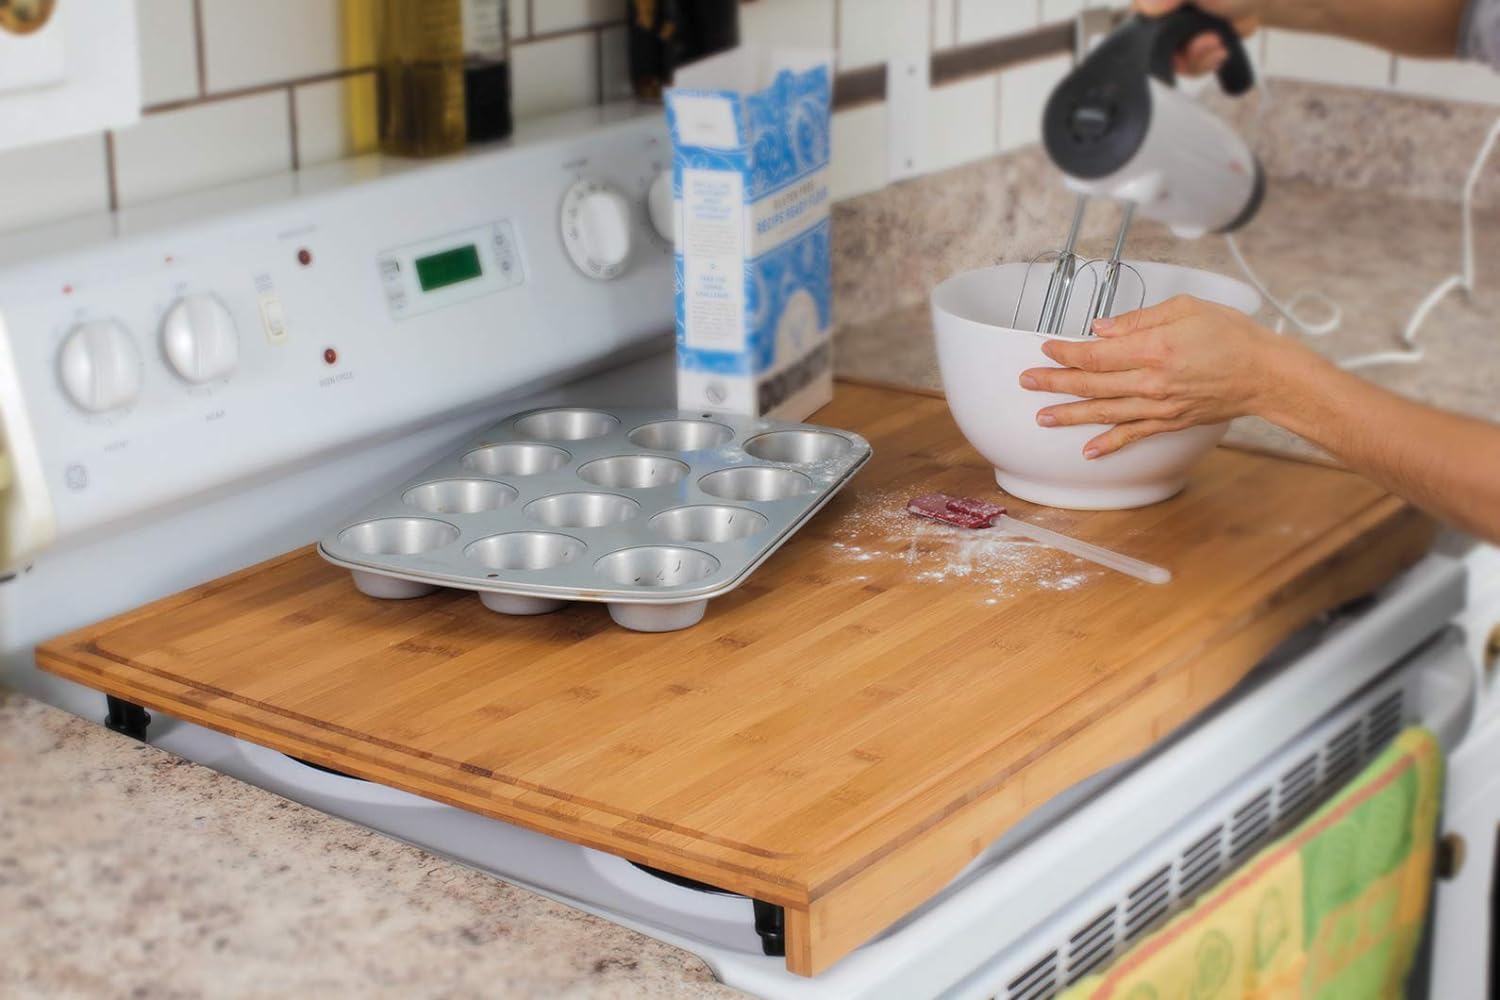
318,407,872,632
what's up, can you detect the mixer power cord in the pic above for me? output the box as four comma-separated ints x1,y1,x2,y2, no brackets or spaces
1224,81,1500,371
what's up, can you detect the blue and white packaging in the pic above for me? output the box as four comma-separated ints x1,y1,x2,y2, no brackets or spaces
665,47,834,421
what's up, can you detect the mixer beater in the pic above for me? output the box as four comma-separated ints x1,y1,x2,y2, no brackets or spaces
1015,195,1145,338
1025,4,1265,337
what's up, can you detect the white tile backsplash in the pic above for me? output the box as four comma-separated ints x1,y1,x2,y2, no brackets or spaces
1040,0,1128,21
1263,29,1393,90
112,92,293,206
532,0,626,35
0,135,111,231
956,0,1037,44
999,53,1070,150
294,74,376,167
512,31,600,118
135,0,199,105
928,73,999,171
200,0,345,93
932,0,957,48
838,0,900,69
1395,58,1500,105
740,0,837,51
0,0,1492,236
831,103,889,199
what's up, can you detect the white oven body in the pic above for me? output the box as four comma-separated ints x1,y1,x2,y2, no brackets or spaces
1430,687,1500,1000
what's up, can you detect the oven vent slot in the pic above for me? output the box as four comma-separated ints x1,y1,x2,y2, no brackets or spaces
1005,950,1059,1000
1065,906,1118,984
1276,755,1319,830
1229,789,1273,862
1323,721,1363,788
1178,825,1225,901
1124,865,1172,944
1365,691,1404,755
971,672,1412,1000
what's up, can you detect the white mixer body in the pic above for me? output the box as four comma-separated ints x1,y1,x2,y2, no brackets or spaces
1061,79,1262,239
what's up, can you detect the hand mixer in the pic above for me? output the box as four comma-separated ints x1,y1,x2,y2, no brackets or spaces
1022,4,1264,336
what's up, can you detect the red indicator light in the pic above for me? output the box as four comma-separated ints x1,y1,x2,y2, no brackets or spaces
62,284,73,295
298,248,313,266
323,348,338,365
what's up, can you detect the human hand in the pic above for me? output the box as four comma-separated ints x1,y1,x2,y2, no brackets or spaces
1134,0,1262,76
1019,295,1288,459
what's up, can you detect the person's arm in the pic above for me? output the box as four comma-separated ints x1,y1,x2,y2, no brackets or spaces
1020,297,1500,544
1139,0,1470,68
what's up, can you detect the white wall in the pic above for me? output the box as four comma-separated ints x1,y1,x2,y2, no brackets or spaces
0,0,1496,235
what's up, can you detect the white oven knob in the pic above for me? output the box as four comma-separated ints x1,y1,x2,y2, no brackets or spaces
162,294,239,384
561,180,633,280
57,319,142,413
647,169,675,243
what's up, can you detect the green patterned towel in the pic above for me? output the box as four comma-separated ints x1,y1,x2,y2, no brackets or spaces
1061,727,1444,1000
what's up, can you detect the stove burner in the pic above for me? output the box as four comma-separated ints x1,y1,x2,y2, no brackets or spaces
282,753,368,781
629,862,786,957
629,862,737,896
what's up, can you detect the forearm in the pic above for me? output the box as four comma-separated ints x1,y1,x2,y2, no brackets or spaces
1256,341,1500,543
1263,0,1469,57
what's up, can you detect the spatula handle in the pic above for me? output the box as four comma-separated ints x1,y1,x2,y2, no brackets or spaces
996,515,1172,586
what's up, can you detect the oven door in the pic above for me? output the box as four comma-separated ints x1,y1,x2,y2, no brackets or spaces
1430,697,1500,1000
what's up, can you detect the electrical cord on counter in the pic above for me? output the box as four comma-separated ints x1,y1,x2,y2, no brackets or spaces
1224,231,1342,338
1224,82,1500,371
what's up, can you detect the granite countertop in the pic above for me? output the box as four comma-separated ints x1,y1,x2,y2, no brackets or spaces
0,690,744,1000
834,178,1500,463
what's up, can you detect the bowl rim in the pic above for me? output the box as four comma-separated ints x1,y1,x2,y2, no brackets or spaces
931,260,1262,344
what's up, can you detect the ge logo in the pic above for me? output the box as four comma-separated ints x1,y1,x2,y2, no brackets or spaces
64,464,88,491
706,382,727,405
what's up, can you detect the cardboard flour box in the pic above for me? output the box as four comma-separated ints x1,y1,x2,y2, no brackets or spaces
665,47,834,421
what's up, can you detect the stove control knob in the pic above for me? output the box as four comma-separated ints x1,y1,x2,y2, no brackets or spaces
561,179,633,280
646,169,675,243
162,294,239,384
58,318,143,413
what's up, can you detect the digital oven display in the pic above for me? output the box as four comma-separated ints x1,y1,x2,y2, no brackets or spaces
414,244,483,292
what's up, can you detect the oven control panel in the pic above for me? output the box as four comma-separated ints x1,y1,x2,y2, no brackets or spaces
0,106,676,554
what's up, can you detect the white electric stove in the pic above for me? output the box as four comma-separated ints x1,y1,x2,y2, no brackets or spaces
0,104,1482,999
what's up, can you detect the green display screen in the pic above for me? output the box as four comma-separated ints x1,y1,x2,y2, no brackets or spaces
415,244,483,292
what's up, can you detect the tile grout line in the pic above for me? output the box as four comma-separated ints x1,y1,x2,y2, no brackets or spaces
517,23,617,46
102,132,120,213
832,0,841,71
287,86,301,172
192,0,207,97
594,26,606,105
143,66,376,116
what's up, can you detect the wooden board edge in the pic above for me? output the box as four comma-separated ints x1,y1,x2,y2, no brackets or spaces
784,499,1436,975
832,374,945,399
36,640,817,910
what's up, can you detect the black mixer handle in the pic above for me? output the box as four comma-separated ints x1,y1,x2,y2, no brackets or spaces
1141,3,1256,95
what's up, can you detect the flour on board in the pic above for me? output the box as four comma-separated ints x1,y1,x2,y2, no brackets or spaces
827,491,1101,601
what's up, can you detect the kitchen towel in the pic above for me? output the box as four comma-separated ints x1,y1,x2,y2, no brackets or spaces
1061,726,1444,1000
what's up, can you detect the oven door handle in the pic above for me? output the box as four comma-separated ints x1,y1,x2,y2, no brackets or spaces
0,310,56,573
1412,626,1481,753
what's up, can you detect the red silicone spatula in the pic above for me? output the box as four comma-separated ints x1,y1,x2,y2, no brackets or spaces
907,493,1172,585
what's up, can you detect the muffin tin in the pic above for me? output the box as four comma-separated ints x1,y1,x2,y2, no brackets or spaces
317,407,872,632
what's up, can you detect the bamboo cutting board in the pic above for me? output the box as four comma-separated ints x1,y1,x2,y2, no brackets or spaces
37,382,1435,976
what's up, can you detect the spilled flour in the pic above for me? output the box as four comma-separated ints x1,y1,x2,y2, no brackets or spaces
829,490,1103,604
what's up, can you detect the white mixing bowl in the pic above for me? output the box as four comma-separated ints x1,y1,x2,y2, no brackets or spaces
931,261,1262,510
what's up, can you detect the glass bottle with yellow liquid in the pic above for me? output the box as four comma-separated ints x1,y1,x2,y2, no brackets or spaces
374,0,511,158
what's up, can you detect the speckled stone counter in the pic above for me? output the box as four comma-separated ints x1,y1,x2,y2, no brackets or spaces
833,173,1500,463
0,689,743,1000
